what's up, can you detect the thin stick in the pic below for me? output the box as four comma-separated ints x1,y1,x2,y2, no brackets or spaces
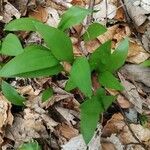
87,0,95,25
117,102,148,150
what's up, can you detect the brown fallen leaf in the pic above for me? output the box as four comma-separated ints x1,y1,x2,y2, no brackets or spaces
85,39,100,53
119,124,150,145
101,141,116,150
29,6,48,22
102,113,125,137
57,123,78,140
114,7,125,21
117,94,132,109
118,73,144,113
120,64,150,88
127,39,150,64
97,24,131,44
5,99,58,147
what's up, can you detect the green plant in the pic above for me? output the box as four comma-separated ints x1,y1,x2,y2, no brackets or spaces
18,140,41,150
0,6,129,144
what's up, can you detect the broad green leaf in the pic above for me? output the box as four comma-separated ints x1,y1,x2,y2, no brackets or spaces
89,40,111,71
17,65,63,78
83,23,107,41
35,23,74,62
80,88,115,144
0,48,59,77
107,38,129,72
42,88,53,102
1,81,25,106
140,60,150,67
100,95,115,111
18,140,41,150
5,18,39,31
58,6,91,31
96,88,115,110
65,77,76,91
99,71,124,90
24,44,48,51
80,96,102,144
70,57,92,98
1,33,24,56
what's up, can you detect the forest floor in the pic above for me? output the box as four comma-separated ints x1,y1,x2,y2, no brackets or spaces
0,0,150,150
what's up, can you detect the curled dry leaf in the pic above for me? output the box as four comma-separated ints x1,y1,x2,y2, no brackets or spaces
0,94,13,145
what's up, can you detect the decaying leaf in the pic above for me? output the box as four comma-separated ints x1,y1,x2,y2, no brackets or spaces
57,123,78,140
102,113,125,137
97,24,131,44
127,40,150,64
5,97,58,147
117,94,132,109
29,6,48,22
120,64,150,88
55,106,76,125
124,0,150,26
0,94,13,145
93,0,117,21
119,124,150,144
118,73,144,113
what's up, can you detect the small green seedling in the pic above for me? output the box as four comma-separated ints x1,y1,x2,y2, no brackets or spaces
0,6,129,144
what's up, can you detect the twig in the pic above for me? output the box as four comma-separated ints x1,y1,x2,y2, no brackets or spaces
87,0,95,25
116,102,148,150
0,0,4,12
120,0,148,53
105,0,108,25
